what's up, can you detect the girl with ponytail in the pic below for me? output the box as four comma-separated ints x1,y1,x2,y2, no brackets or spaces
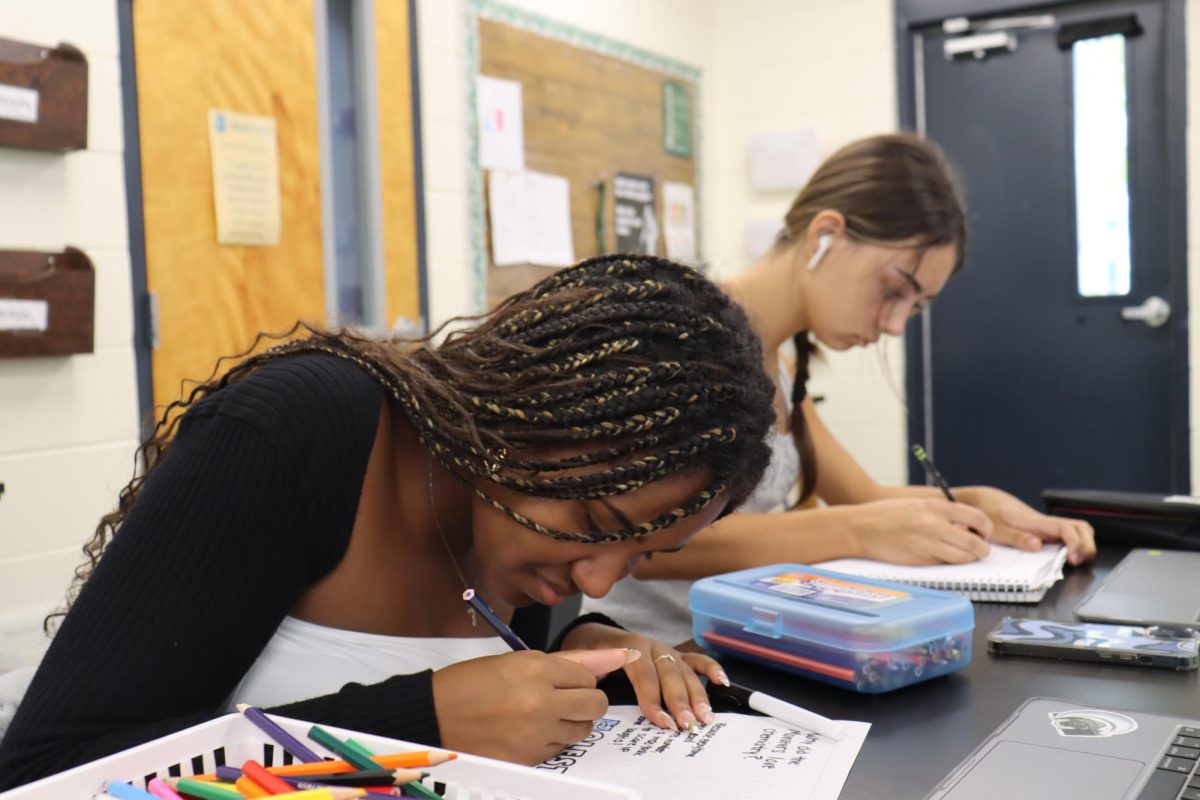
587,133,1095,646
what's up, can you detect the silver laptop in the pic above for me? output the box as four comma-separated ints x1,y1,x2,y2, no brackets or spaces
926,697,1200,799
1076,549,1200,628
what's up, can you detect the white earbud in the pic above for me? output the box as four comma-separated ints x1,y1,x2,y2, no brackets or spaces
807,234,833,271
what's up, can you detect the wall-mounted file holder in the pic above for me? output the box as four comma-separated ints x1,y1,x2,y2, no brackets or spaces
0,246,95,358
0,36,88,152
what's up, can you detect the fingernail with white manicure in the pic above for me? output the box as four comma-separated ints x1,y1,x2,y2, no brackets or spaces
679,710,698,732
714,668,730,687
623,648,642,664
697,703,714,725
658,711,679,732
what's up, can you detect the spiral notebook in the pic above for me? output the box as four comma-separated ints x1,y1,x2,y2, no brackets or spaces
814,544,1068,603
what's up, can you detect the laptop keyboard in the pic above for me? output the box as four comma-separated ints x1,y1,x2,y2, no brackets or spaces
1139,726,1200,799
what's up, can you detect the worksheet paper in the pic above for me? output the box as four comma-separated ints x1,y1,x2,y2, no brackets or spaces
488,169,575,267
538,707,870,798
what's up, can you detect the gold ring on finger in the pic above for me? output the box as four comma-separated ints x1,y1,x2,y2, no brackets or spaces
653,653,676,665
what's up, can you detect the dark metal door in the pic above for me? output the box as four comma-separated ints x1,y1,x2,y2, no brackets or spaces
903,0,1188,504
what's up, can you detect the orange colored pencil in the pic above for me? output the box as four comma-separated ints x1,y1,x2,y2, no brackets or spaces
235,775,272,798
192,750,455,782
267,751,455,776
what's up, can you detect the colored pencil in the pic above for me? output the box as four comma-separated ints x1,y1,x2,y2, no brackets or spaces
172,778,244,800
282,780,398,799
341,738,378,763
281,768,425,787
146,778,186,800
237,704,324,763
104,782,157,800
307,725,379,771
235,775,272,797
192,751,455,781
702,630,857,681
242,759,295,794
344,735,441,800
462,588,528,650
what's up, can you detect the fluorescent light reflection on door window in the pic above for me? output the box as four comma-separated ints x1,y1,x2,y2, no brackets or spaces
1073,33,1132,297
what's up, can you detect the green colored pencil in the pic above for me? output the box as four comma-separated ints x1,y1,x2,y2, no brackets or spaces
346,737,441,800
173,778,243,800
306,725,377,771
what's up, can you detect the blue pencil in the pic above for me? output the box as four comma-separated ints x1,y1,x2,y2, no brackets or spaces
463,588,529,650
104,782,157,800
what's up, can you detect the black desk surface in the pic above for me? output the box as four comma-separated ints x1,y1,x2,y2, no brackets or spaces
720,548,1200,799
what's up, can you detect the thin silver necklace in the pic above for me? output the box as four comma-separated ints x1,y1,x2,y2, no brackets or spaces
428,453,477,627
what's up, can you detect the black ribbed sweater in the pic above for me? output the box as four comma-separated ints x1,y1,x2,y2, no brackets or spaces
0,353,560,789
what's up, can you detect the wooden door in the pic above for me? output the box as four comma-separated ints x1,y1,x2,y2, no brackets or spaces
133,0,419,409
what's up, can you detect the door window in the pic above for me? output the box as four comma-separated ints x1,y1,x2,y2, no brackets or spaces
1072,33,1132,297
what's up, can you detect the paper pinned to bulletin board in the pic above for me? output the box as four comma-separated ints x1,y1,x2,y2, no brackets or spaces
613,172,658,255
477,75,525,171
662,181,696,261
488,169,575,267
208,109,281,246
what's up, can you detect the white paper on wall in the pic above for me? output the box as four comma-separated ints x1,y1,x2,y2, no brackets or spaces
488,169,575,267
748,129,821,191
477,76,525,171
662,181,696,261
208,109,281,246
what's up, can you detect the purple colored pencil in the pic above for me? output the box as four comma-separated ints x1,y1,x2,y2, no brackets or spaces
462,588,528,650
235,703,323,762
214,766,242,782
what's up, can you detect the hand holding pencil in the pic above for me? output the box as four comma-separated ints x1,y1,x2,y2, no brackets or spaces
430,647,640,765
911,445,1096,565
462,588,726,737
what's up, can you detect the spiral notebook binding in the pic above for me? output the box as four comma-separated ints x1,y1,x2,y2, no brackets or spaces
815,545,1066,604
868,575,1050,603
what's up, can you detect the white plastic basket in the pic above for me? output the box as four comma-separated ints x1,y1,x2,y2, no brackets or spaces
0,714,641,800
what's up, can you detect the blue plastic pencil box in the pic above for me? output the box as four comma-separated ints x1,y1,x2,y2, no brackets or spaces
690,563,974,693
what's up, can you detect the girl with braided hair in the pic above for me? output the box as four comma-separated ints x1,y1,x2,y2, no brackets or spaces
588,133,1096,647
0,254,775,788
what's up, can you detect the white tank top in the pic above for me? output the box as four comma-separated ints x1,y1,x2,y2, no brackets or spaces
580,361,801,646
225,616,511,711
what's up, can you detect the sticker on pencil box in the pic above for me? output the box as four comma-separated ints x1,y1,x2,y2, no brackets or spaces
749,571,910,609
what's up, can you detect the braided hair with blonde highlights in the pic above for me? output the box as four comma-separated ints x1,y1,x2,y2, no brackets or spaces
50,254,774,629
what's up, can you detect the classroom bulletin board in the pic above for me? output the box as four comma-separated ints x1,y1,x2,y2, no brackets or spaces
468,1,702,310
